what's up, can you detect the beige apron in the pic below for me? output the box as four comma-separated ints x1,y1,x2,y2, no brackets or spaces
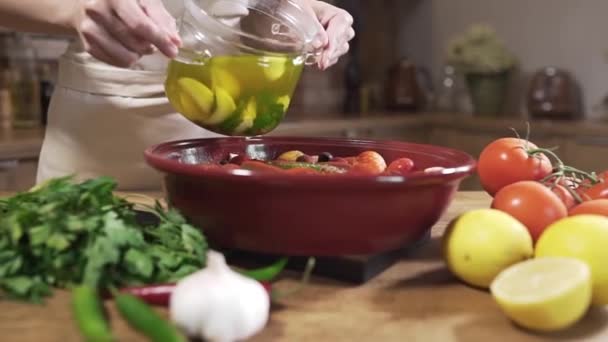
36,48,220,191
36,0,253,190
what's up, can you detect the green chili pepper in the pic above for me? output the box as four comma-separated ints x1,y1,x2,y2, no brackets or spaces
71,285,114,342
114,291,186,342
239,257,289,281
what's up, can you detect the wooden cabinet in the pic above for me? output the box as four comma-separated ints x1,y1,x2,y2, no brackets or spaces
561,136,608,172
274,116,428,141
0,158,38,192
1,114,607,192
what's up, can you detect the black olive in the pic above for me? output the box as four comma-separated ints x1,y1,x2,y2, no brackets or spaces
219,154,232,165
318,152,333,162
229,154,245,165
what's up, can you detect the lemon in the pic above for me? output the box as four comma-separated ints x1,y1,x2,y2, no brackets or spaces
442,208,533,288
261,56,287,81
234,97,257,134
204,87,237,125
211,67,241,99
535,214,608,305
176,77,215,121
277,95,291,110
277,150,304,162
490,257,592,332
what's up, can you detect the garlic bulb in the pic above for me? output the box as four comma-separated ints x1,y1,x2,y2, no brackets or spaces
169,250,270,342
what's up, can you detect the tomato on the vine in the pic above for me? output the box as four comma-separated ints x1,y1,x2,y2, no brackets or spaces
550,184,577,210
491,181,567,242
477,138,553,196
569,199,608,217
580,181,608,201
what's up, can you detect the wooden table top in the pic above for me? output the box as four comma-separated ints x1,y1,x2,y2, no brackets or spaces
1,191,606,342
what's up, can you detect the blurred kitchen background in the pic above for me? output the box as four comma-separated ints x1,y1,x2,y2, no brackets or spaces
1,0,608,191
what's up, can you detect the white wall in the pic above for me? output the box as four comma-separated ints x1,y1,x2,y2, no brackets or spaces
397,0,608,119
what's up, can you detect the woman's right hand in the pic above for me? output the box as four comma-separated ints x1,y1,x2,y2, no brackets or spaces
79,0,181,67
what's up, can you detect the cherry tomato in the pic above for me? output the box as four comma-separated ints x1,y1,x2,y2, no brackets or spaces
477,138,553,196
580,181,608,201
351,151,387,174
343,157,358,165
594,170,608,181
385,158,415,175
549,184,577,210
357,151,387,171
569,199,608,217
351,162,384,175
491,181,567,242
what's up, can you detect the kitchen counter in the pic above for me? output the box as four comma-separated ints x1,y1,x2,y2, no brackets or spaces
1,191,606,342
3,113,608,162
0,126,45,160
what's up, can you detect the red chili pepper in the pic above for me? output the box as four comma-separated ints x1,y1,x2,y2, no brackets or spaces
116,281,272,307
118,284,176,307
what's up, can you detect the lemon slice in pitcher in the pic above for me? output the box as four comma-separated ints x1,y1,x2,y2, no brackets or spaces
211,67,241,99
176,77,215,121
234,97,257,134
261,56,287,81
490,257,592,332
277,95,291,109
204,87,237,125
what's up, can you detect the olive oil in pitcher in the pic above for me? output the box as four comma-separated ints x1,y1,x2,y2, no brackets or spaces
165,54,303,136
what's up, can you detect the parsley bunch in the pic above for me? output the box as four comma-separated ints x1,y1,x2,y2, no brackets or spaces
0,177,207,303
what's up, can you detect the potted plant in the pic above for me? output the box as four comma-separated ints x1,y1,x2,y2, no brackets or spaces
446,24,517,116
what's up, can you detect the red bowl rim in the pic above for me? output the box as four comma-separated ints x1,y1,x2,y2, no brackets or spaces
143,136,477,186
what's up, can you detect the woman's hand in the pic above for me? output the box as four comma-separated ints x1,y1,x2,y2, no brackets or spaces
79,0,181,67
305,0,355,70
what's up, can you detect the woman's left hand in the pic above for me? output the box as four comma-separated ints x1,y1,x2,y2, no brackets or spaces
304,0,355,70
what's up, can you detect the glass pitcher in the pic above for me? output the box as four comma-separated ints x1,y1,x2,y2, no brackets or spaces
165,0,323,136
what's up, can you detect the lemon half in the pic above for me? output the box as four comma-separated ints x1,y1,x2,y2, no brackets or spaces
535,214,608,305
490,257,592,332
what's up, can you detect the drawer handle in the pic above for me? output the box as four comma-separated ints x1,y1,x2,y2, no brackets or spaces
0,160,18,170
575,137,608,146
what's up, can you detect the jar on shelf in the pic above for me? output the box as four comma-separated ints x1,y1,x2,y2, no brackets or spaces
433,64,471,114
7,33,41,129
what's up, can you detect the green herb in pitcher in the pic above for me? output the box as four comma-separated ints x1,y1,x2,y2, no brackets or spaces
165,54,303,136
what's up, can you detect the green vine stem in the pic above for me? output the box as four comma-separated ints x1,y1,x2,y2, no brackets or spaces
509,124,601,205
